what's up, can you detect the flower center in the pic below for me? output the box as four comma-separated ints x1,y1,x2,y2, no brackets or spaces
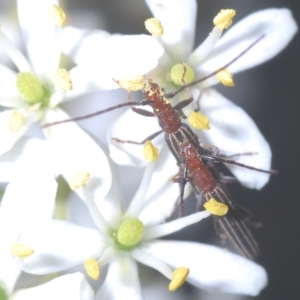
16,72,50,107
116,217,145,250
170,63,195,87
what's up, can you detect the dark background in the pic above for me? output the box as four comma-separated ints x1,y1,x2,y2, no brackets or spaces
64,1,300,299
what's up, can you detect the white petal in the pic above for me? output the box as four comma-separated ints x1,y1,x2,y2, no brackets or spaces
200,8,298,76
0,162,57,244
13,273,94,300
63,65,102,101
61,26,113,65
0,29,32,72
0,138,49,182
93,161,123,228
95,256,143,300
99,34,164,85
138,146,182,226
42,108,112,200
23,220,105,274
109,108,163,167
63,27,164,88
200,89,272,189
143,240,267,296
0,109,39,155
17,0,61,73
0,65,26,108
0,250,23,295
145,0,197,61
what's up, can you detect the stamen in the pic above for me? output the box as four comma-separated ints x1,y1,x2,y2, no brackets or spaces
143,141,159,162
16,72,45,104
188,112,210,130
117,74,145,91
213,9,236,30
117,217,144,248
9,109,25,133
131,248,173,279
84,258,99,280
145,18,164,36
170,63,195,87
216,69,234,86
26,103,41,112
203,198,228,216
51,68,73,91
169,267,190,291
69,171,90,190
143,210,211,241
10,243,34,257
48,4,66,27
98,247,117,267
127,162,155,216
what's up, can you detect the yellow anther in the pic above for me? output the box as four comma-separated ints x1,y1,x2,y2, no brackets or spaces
9,109,25,133
188,112,210,130
84,259,100,280
143,141,159,162
216,69,234,87
10,243,34,258
203,198,228,216
69,171,90,190
48,4,66,27
118,74,145,91
51,68,73,91
145,18,164,36
169,267,190,291
213,9,236,30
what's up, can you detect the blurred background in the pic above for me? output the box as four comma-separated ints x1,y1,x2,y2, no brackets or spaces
1,0,299,299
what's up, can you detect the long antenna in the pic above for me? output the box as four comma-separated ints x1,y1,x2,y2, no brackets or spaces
166,34,265,98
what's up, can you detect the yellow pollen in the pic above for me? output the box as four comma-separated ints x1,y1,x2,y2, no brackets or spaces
9,109,25,133
188,112,210,130
143,141,159,162
48,4,66,27
69,171,90,190
213,9,236,30
84,259,100,280
51,68,73,91
169,267,190,291
118,74,145,91
145,18,164,36
10,243,34,257
203,198,228,216
216,69,234,87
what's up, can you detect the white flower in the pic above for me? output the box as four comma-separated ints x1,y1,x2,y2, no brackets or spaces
104,1,297,189
0,161,92,300
11,273,94,300
0,0,115,200
21,160,267,298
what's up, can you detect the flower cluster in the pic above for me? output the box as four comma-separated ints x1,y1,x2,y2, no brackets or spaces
0,0,297,299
